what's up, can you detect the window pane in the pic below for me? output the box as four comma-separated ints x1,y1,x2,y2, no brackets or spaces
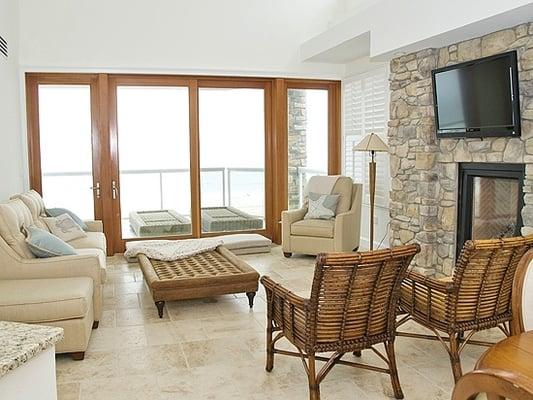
199,88,265,233
116,86,191,238
38,85,94,220
287,88,328,209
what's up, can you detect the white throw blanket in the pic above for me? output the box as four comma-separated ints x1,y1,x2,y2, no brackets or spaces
124,238,223,261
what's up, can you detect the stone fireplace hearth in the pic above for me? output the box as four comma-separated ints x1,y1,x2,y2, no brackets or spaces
388,22,533,277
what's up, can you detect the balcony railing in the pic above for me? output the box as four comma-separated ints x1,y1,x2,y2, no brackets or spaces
43,166,326,215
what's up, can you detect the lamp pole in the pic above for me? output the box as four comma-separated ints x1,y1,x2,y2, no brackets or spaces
369,150,376,250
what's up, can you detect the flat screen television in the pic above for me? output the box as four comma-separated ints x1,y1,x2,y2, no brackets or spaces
432,51,521,138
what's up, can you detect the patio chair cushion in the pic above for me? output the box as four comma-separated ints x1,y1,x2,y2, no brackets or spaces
201,207,263,232
213,233,271,254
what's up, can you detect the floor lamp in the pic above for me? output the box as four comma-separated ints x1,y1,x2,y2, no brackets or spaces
353,133,389,250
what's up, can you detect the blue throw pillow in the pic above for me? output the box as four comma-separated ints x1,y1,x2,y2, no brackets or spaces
46,208,88,231
25,225,77,258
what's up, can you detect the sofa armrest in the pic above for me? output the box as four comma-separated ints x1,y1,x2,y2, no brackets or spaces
84,220,103,232
2,254,106,285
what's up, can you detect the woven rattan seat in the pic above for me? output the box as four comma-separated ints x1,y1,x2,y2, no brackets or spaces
138,246,259,317
261,244,420,400
398,235,533,384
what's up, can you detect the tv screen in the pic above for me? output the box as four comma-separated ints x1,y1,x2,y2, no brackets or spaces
432,51,520,138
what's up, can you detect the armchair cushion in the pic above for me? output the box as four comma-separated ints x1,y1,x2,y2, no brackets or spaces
0,277,92,323
291,219,334,238
0,199,35,259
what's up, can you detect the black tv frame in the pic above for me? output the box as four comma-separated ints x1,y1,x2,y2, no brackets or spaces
431,50,521,139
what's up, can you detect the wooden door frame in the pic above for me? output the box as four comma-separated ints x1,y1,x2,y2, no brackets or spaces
107,75,195,253
196,78,275,243
24,73,112,251
272,79,342,243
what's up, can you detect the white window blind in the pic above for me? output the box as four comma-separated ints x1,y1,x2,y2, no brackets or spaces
343,68,390,208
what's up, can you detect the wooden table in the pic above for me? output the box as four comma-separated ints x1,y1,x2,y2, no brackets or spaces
452,331,533,400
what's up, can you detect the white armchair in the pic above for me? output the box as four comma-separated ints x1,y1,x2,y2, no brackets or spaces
282,176,362,256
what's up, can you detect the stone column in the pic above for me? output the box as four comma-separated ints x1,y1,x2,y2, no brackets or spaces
288,89,308,209
388,49,439,275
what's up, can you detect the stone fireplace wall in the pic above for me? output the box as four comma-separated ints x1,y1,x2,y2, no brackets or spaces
388,23,533,276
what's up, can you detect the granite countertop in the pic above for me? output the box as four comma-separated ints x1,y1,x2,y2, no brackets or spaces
0,321,63,378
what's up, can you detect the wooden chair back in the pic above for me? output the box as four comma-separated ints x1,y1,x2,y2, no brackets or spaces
451,236,533,327
306,244,420,352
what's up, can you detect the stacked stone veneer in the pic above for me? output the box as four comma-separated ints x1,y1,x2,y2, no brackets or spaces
288,89,308,209
388,23,533,276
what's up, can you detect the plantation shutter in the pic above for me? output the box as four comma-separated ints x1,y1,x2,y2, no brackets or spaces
343,68,389,208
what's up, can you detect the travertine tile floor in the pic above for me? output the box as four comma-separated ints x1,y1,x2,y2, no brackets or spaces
56,246,533,400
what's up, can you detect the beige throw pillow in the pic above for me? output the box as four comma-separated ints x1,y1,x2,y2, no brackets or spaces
43,213,87,242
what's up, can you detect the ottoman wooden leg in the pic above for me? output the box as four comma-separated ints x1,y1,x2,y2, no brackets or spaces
283,252,292,258
92,321,99,329
155,301,165,318
246,292,256,308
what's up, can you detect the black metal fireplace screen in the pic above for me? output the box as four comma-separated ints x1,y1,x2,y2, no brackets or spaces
456,163,524,258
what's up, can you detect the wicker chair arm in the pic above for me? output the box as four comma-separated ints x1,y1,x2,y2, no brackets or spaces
260,275,308,310
405,270,456,293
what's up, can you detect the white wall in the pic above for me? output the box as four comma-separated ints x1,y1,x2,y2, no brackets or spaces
302,0,533,65
18,0,344,78
0,0,24,200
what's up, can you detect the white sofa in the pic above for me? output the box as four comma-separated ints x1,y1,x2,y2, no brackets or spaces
0,190,107,359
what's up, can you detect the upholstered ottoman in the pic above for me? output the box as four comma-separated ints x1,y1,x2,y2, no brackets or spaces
137,246,260,317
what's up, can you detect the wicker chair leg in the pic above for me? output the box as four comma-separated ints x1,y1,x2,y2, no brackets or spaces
266,323,274,372
385,340,404,400
353,350,362,357
449,332,463,383
307,353,320,400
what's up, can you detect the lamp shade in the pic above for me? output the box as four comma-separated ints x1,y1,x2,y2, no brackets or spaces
353,133,389,152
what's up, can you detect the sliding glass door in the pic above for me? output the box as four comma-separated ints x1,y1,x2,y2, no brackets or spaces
198,85,266,233
26,73,338,252
111,79,192,241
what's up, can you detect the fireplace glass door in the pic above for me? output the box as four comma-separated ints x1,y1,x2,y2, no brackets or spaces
457,163,524,258
471,176,520,240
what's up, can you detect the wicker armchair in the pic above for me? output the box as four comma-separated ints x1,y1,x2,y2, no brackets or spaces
261,244,420,400
398,236,533,384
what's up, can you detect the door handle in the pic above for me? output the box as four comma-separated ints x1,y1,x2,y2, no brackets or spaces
90,182,101,199
112,180,119,200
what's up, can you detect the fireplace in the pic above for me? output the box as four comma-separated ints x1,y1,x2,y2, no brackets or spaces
457,163,525,257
